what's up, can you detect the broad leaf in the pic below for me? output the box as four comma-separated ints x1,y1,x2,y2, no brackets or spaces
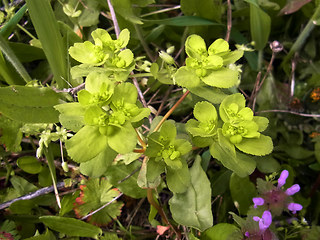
166,159,191,193
169,156,213,231
73,178,123,226
66,125,108,163
229,173,257,215
0,86,60,123
106,161,147,198
202,68,239,88
202,223,241,240
174,66,201,88
193,101,217,123
235,135,273,156
210,141,256,177
80,146,117,177
17,156,43,174
40,216,102,238
54,102,85,131
188,84,228,104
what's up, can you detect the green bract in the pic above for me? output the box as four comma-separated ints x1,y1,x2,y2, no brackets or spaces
174,35,243,89
69,28,134,81
219,93,273,156
57,79,150,162
186,101,218,138
145,121,192,193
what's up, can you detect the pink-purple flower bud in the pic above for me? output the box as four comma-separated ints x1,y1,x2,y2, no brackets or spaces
253,197,265,208
285,184,300,196
278,170,289,188
287,203,303,214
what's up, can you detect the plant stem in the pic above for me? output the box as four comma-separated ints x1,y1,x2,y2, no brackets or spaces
107,0,120,37
153,90,190,132
17,23,37,40
147,188,181,239
140,5,180,17
134,24,155,62
130,73,153,78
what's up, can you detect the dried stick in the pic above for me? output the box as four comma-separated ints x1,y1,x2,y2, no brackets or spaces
107,0,120,37
225,0,232,42
0,182,66,210
81,193,124,220
256,109,320,118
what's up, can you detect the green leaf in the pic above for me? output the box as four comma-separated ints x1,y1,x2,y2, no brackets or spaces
247,2,271,50
112,82,138,104
0,35,32,83
229,174,257,215
169,156,213,231
202,68,239,88
208,39,229,54
17,156,43,174
146,157,165,188
174,66,201,88
59,191,80,217
25,229,56,240
201,223,241,240
188,84,228,104
256,155,280,173
73,178,123,226
80,146,117,177
66,125,108,163
0,4,28,39
26,0,69,88
9,42,45,62
143,16,223,27
210,140,256,177
112,0,143,24
219,93,246,122
69,41,106,65
235,135,273,156
78,2,100,27
160,121,177,143
181,0,222,22
40,216,102,238
166,159,191,193
10,175,38,195
108,122,137,154
0,115,22,152
106,161,147,198
0,86,60,123
54,103,85,132
253,116,269,132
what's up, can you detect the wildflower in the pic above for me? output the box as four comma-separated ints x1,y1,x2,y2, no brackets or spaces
252,170,303,216
253,197,264,208
287,203,303,214
253,210,272,232
310,87,320,102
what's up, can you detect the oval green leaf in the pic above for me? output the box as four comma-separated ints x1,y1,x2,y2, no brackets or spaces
17,156,43,174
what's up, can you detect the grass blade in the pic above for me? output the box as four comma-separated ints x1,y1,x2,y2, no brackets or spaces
26,0,69,89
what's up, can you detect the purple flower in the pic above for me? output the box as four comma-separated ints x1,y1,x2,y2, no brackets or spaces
287,203,303,214
285,184,300,196
253,197,264,208
278,170,289,188
253,210,272,232
245,231,250,237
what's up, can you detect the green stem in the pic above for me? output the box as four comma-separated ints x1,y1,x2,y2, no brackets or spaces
130,73,153,78
134,24,155,62
257,49,263,70
43,145,61,208
17,24,37,40
283,3,320,63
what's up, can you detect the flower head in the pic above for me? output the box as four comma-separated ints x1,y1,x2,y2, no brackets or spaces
252,197,264,208
287,203,303,214
253,210,272,232
285,184,300,196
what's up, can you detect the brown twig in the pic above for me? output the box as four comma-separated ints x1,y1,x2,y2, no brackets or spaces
256,109,320,118
81,192,124,220
153,90,190,132
147,189,181,239
225,0,232,42
156,85,174,117
107,0,120,37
